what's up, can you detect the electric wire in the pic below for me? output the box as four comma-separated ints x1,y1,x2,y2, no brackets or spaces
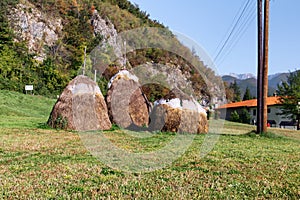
213,0,256,65
216,1,256,66
213,0,251,62
213,0,250,57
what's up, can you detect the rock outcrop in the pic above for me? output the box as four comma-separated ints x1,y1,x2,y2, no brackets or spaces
132,63,194,97
8,1,62,62
48,75,111,131
91,9,125,67
106,70,149,128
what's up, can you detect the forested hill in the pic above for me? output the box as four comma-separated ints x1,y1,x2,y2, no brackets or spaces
0,0,223,104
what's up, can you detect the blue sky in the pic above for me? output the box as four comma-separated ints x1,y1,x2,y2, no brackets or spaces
128,0,300,76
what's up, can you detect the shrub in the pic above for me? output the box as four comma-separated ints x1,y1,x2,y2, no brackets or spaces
230,111,240,122
240,108,251,124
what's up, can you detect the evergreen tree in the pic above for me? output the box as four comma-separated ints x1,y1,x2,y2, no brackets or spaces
243,87,252,101
230,80,241,102
277,70,300,130
230,110,240,122
240,108,251,124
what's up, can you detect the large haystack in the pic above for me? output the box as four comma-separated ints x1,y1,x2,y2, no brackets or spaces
48,75,111,131
106,70,149,128
150,94,208,134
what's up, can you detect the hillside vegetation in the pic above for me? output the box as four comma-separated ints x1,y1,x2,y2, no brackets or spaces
0,0,220,101
0,89,299,198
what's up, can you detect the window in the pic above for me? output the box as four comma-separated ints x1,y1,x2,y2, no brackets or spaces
268,108,271,113
253,109,256,116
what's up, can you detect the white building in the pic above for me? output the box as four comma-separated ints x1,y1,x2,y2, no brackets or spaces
216,96,297,129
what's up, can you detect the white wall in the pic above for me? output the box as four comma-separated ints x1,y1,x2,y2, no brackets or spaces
249,105,290,127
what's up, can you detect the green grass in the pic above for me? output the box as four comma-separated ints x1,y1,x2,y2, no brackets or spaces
0,90,56,128
0,90,299,199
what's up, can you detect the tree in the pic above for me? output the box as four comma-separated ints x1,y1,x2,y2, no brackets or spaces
229,109,250,124
230,111,240,122
240,108,251,124
224,82,234,103
277,70,300,130
243,87,252,101
230,80,241,102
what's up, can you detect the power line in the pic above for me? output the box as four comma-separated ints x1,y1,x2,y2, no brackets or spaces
213,0,251,61
216,1,256,66
213,0,254,64
216,5,256,66
213,0,249,57
216,16,256,66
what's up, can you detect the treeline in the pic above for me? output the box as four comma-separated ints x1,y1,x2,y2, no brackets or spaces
225,80,255,103
104,0,164,27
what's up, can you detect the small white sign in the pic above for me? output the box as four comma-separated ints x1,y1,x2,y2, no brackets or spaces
25,85,33,91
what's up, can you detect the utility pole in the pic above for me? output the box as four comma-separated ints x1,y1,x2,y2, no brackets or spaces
257,0,270,133
83,46,87,76
262,0,270,133
257,0,263,134
124,40,127,69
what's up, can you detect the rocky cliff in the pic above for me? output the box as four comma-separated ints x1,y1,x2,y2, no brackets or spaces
8,1,62,62
1,0,225,107
91,8,125,66
7,0,122,64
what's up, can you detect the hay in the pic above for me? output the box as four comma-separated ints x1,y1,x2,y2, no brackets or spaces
149,104,208,134
48,75,111,131
129,88,150,127
150,88,208,133
107,71,149,128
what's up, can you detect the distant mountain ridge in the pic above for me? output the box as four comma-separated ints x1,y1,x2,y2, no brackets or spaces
229,73,256,80
222,72,289,98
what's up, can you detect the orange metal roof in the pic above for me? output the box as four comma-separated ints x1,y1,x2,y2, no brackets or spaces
217,96,281,109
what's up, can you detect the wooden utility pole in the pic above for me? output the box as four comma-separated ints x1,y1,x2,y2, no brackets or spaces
257,0,263,134
257,0,270,133
262,0,270,133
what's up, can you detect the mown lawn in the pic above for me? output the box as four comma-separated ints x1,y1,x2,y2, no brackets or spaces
0,90,299,199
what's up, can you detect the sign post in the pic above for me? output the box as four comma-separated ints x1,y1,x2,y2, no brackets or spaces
25,85,33,95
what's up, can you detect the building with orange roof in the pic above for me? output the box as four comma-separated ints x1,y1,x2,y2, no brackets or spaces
216,96,294,128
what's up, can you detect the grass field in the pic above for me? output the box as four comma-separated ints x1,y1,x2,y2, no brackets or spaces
0,90,299,199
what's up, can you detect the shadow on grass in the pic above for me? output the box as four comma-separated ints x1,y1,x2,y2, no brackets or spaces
245,130,285,139
216,130,286,140
37,122,51,129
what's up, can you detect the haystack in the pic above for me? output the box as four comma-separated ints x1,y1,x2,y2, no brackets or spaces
48,75,111,131
149,90,208,134
106,70,149,128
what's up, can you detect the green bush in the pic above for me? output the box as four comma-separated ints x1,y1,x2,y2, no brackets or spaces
230,109,251,124
230,111,240,122
240,108,251,124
